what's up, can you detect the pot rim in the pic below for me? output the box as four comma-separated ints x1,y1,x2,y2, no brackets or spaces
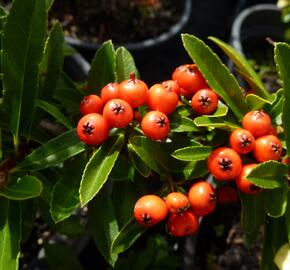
230,4,279,54
64,0,192,51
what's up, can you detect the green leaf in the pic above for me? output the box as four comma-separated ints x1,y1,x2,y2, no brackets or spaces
111,218,146,255
285,192,290,243
39,23,64,101
53,215,84,237
274,243,290,270
208,36,269,99
36,99,72,129
16,129,85,171
0,175,42,200
109,154,135,181
87,40,116,93
46,0,55,11
79,134,124,206
50,156,86,223
128,144,151,177
265,90,283,122
194,115,240,130
128,136,167,175
112,181,140,228
170,115,200,133
171,146,211,161
179,160,208,179
240,192,265,233
275,43,290,156
90,185,119,266
53,72,83,113
245,94,272,110
45,243,84,270
264,184,288,218
0,199,21,270
115,47,139,82
2,0,47,140
182,34,248,119
246,161,288,189
261,217,288,270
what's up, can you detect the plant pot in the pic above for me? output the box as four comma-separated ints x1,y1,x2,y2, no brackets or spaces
229,4,286,92
57,0,192,85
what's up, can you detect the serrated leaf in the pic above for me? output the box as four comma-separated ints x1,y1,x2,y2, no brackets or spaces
79,134,124,206
128,136,166,175
245,94,272,110
115,47,139,82
275,43,290,156
50,156,86,223
0,175,42,200
128,144,151,177
246,161,288,189
209,36,269,99
87,40,116,93
194,116,240,130
265,89,283,122
36,99,71,129
45,243,84,270
90,185,119,266
240,192,265,233
16,129,85,171
39,23,64,101
2,0,47,140
111,218,146,255
171,146,211,161
0,199,21,270
264,184,288,218
182,34,248,119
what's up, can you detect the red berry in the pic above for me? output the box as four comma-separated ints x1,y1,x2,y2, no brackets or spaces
103,99,133,128
188,181,217,216
100,82,120,104
217,186,239,204
191,88,218,115
134,195,168,227
165,192,190,214
207,147,242,181
80,95,104,115
77,113,109,145
229,128,256,154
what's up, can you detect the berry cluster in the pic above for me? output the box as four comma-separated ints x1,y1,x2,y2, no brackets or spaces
76,64,220,145
134,181,217,237
208,110,282,194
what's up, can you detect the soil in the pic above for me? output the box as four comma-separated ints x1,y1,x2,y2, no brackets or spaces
194,202,263,270
49,0,183,44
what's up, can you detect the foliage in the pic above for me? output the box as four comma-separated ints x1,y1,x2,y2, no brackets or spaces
0,0,290,269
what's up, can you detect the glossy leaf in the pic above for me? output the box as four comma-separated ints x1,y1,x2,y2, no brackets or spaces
2,0,47,140
246,161,288,189
208,36,269,99
182,34,248,119
79,134,124,206
171,146,211,161
128,144,151,177
274,243,290,270
240,192,265,233
0,175,42,200
285,192,290,243
265,90,283,121
264,184,288,218
245,94,272,110
45,244,84,270
50,156,86,223
128,136,167,175
275,43,290,156
179,160,208,180
109,154,135,181
0,199,21,270
45,0,55,10
53,72,83,113
115,47,139,82
111,218,146,255
90,185,119,266
87,40,116,93
261,217,288,270
16,129,85,171
36,100,71,129
112,181,140,228
170,115,200,133
39,23,64,101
